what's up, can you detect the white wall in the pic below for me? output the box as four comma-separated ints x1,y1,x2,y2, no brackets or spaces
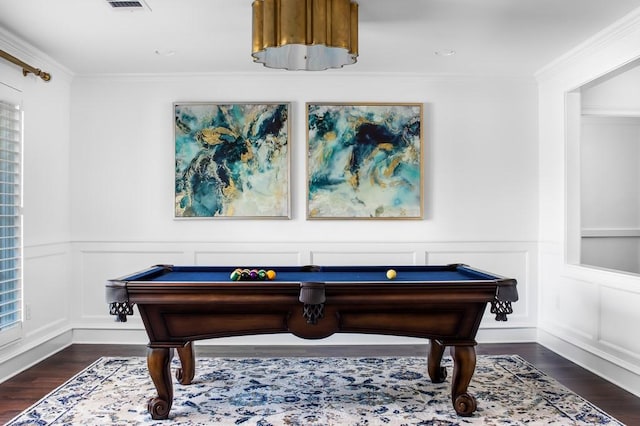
0,29,74,380
69,73,539,345
537,8,640,398
69,74,538,243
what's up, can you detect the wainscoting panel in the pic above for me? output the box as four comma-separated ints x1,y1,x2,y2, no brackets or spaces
553,277,598,341
599,286,640,361
77,249,189,322
73,241,537,344
23,243,73,341
195,250,302,266
310,251,418,265
427,246,534,323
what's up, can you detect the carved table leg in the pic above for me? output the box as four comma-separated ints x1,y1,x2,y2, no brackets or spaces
176,341,195,385
450,345,478,416
427,339,447,383
147,347,174,420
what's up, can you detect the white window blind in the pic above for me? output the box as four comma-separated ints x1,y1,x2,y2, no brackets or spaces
0,98,22,342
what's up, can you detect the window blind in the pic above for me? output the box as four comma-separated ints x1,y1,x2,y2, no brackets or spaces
0,99,22,335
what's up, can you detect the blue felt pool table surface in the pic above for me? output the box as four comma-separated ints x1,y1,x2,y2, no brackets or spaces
122,264,503,284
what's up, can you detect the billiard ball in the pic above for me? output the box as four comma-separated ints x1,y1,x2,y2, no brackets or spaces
230,270,241,281
250,269,258,280
266,269,276,280
386,269,397,280
241,269,250,280
258,269,267,280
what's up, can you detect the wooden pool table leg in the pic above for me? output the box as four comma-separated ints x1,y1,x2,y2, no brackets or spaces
450,345,478,416
176,341,195,385
146,347,174,420
427,339,447,383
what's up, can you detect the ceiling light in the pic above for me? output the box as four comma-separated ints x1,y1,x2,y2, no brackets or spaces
251,0,359,71
155,49,176,57
434,50,456,57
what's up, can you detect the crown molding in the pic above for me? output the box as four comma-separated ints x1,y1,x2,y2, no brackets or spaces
0,27,74,84
535,7,640,86
72,71,536,84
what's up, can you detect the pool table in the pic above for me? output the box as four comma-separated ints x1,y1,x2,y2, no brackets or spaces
106,264,517,420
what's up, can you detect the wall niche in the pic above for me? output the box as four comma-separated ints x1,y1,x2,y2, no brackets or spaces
578,61,640,273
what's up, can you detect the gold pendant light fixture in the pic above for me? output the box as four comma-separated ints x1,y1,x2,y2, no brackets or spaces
252,0,358,71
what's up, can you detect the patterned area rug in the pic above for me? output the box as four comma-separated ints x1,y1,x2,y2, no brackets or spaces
7,355,624,425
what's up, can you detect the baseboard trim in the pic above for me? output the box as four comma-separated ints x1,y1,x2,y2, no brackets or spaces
538,329,640,398
72,326,537,346
0,330,73,383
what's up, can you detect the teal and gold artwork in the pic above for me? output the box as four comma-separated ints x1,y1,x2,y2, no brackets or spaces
174,103,290,218
307,103,423,219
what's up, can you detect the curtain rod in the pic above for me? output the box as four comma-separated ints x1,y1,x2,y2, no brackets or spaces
0,49,51,82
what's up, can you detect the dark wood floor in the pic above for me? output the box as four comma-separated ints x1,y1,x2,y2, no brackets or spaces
1,343,639,424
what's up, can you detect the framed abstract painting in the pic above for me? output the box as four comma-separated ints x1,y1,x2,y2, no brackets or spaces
306,103,423,219
174,102,290,218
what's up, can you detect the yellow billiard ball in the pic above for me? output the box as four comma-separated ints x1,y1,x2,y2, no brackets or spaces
386,269,397,280
266,270,276,280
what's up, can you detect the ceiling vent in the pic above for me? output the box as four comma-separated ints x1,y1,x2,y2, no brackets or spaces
105,0,152,12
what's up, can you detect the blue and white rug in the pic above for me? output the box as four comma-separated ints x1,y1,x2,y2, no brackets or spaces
7,354,623,425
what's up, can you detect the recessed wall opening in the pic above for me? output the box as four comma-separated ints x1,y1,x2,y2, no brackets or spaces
567,58,640,274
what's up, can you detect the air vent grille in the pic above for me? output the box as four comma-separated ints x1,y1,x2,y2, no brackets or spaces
110,1,143,7
105,0,151,11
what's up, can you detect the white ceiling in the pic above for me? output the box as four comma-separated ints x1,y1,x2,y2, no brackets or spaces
1,0,640,76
